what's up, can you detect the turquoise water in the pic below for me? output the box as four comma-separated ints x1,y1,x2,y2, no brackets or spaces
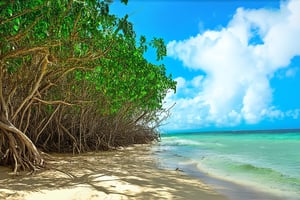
155,131,300,199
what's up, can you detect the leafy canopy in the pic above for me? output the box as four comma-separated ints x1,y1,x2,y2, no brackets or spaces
0,0,176,119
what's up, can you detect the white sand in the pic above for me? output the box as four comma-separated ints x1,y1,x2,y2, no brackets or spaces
0,145,227,200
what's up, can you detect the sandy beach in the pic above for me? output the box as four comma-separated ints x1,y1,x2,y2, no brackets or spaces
0,145,227,200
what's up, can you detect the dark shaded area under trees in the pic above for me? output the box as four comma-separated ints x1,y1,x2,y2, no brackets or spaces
0,0,176,173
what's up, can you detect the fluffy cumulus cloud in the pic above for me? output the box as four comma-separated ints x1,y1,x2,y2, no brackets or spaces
164,0,300,131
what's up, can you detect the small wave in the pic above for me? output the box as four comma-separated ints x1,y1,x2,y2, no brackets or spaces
235,163,275,174
201,156,285,177
198,157,300,197
161,139,204,147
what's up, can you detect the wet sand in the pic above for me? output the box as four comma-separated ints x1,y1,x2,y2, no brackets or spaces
175,163,292,200
0,145,227,200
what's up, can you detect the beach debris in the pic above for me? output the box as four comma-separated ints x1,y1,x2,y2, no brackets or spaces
175,167,184,172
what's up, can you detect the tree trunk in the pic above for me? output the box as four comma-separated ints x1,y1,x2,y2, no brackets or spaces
0,55,47,173
0,115,45,173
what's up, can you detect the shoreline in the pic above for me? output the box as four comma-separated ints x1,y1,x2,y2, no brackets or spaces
152,148,300,200
168,162,290,200
0,145,227,200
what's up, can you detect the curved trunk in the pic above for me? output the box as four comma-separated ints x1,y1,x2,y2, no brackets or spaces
0,61,46,173
0,116,45,173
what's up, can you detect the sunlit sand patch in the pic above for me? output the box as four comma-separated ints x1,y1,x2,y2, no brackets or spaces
0,145,228,200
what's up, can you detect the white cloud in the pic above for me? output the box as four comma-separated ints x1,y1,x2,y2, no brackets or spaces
286,109,300,119
285,67,298,77
163,0,300,131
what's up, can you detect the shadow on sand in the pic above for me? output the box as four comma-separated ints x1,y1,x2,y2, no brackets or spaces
0,145,227,200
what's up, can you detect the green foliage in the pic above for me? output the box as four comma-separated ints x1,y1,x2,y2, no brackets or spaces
150,38,167,61
121,0,128,5
1,0,176,130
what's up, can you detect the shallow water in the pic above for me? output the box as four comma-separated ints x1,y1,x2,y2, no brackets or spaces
154,131,300,199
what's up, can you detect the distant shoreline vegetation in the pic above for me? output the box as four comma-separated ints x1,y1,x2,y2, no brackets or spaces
162,128,300,136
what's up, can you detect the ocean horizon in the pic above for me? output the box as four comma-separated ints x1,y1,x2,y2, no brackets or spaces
154,129,300,200
162,128,300,135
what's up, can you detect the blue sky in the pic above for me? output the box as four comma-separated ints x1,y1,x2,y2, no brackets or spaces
111,0,300,132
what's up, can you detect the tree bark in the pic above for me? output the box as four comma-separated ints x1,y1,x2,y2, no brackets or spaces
0,117,45,173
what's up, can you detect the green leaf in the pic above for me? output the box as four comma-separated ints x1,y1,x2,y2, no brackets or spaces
7,8,12,16
13,25,19,31
121,0,128,5
0,1,6,6
15,18,20,25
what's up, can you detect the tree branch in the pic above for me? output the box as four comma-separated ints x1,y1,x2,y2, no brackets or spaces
0,4,45,26
0,68,9,119
12,54,50,120
33,97,73,106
